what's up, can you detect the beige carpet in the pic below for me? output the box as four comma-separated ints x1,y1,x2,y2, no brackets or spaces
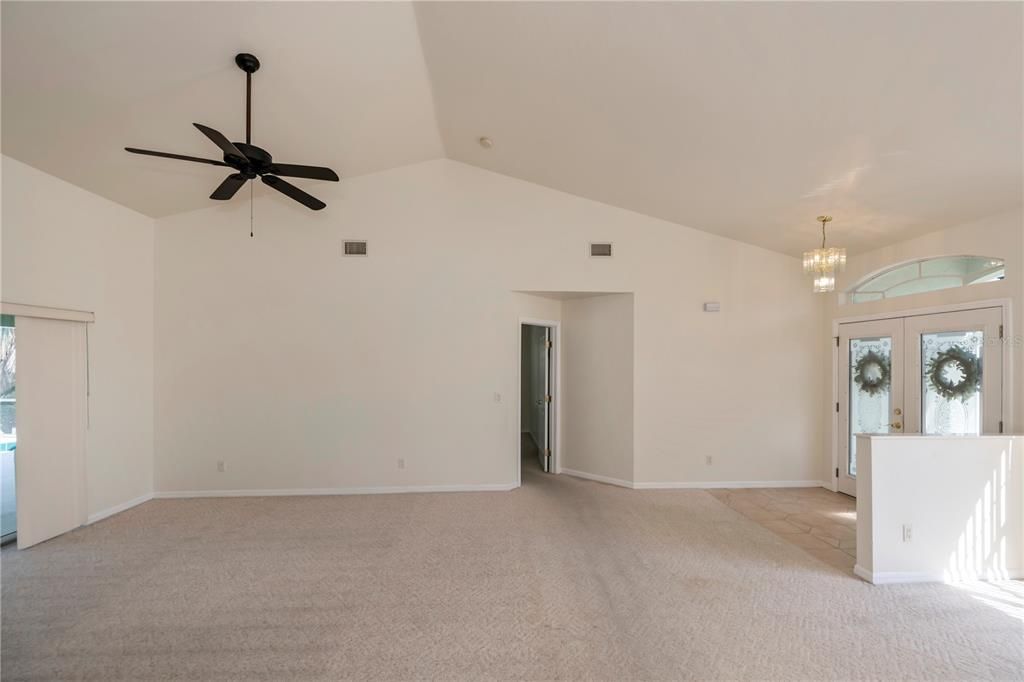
2,462,1022,681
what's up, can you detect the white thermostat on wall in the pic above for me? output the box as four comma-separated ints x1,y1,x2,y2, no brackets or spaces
703,302,721,313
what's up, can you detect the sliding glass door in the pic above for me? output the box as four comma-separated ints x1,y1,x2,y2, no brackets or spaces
0,316,15,544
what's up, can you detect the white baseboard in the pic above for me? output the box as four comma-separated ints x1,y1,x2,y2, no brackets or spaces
560,470,824,491
853,564,878,583
153,477,823,500
855,564,1024,584
633,480,824,490
87,492,154,524
560,468,633,489
153,482,517,499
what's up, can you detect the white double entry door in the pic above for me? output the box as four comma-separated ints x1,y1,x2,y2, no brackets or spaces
837,306,1004,497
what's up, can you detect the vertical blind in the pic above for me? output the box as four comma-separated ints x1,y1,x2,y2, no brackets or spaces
15,317,88,548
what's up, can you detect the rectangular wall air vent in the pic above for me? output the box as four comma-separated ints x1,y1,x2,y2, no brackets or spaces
343,240,368,256
589,242,613,257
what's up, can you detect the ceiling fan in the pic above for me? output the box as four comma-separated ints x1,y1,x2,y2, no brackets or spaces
125,53,339,211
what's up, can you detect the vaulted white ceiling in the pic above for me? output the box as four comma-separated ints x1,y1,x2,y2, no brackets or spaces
416,2,1022,255
4,2,1021,255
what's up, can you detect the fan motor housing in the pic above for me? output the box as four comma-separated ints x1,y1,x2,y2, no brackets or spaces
229,142,272,173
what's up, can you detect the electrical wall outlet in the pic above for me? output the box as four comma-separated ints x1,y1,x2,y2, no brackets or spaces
397,458,405,470
217,460,226,473
902,524,912,543
705,455,713,466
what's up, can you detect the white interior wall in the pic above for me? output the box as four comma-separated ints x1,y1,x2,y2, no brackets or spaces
1,156,155,518
9,151,1007,503
561,293,634,484
514,293,564,329
823,208,1024,484
154,159,822,493
7,152,1009,502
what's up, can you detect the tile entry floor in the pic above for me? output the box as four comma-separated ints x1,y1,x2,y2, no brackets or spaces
708,487,858,573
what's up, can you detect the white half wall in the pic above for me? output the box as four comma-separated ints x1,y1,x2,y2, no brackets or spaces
856,435,1023,584
1,156,155,518
154,159,822,493
562,293,634,483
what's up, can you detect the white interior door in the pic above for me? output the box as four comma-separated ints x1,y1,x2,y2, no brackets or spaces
531,330,546,471
540,326,552,473
904,308,1003,436
15,317,88,548
838,319,904,496
521,323,553,473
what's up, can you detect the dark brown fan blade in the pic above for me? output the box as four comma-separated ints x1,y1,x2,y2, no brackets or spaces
268,164,339,182
210,173,248,201
125,147,229,167
193,123,246,162
261,175,326,210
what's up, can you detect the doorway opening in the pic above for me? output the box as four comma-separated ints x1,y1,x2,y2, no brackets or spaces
520,321,556,482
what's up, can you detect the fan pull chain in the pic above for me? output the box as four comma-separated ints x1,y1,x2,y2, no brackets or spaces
250,181,254,238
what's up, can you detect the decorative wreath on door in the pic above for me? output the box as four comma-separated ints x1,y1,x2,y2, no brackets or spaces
926,346,981,402
853,350,891,397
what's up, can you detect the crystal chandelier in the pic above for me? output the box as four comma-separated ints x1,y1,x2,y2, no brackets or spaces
802,215,846,293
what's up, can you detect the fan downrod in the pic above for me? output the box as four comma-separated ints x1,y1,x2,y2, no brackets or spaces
235,53,260,73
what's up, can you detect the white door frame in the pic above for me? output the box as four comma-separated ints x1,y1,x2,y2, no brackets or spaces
516,317,562,487
830,298,1014,493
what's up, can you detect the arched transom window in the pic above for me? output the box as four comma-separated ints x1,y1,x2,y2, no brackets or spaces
847,256,1005,304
